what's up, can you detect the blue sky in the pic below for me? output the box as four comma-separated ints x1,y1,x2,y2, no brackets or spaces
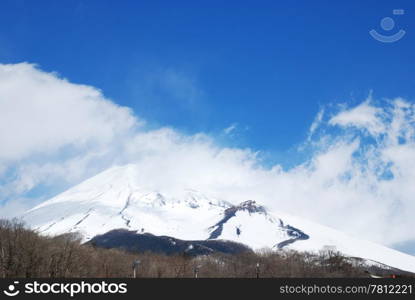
2,1,415,253
1,0,414,167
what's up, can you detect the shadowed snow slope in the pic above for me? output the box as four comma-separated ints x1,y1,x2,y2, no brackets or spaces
22,164,415,273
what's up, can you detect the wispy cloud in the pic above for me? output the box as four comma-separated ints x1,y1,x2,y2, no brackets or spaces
223,123,238,135
130,66,204,111
158,68,203,105
329,99,386,137
308,108,324,140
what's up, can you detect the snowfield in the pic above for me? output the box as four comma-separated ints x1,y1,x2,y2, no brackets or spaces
22,164,415,273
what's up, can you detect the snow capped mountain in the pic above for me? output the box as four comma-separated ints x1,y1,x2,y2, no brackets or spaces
21,164,415,273
23,165,230,241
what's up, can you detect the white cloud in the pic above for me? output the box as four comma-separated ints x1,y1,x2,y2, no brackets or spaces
0,197,39,219
0,63,138,162
0,63,139,202
329,99,386,137
2,63,415,249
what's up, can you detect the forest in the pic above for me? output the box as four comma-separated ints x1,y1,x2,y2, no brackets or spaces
0,219,403,278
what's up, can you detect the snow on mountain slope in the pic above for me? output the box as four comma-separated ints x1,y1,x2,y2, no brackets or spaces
21,164,415,273
269,210,415,274
207,200,308,250
23,165,230,241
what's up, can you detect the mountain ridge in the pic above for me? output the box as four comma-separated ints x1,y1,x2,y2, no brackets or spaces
21,164,415,273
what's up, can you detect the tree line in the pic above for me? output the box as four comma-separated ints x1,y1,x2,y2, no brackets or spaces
0,219,391,278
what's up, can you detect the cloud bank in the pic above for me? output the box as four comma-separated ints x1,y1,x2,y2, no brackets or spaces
1,63,415,249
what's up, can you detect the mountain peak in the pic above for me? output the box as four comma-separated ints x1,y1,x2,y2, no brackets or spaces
234,200,267,214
